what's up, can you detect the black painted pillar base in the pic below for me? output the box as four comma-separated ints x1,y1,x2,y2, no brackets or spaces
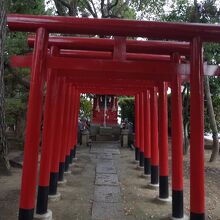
72,146,76,158
36,186,49,214
70,148,75,163
135,147,140,161
172,190,184,218
151,165,159,184
190,212,205,220
64,155,70,172
58,162,65,181
49,172,58,195
19,208,34,220
159,176,169,199
139,151,144,167
144,157,151,175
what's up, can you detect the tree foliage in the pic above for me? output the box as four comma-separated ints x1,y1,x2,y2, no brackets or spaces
4,0,47,138
163,0,220,161
0,0,10,170
79,95,93,120
118,96,134,124
163,0,220,132
48,0,165,20
4,0,220,163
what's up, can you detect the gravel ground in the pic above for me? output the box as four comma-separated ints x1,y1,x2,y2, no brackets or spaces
0,141,219,220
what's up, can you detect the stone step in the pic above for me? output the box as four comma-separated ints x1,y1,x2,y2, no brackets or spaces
96,134,115,141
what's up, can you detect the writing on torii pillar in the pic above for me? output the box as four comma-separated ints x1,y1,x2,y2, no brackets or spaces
92,95,118,126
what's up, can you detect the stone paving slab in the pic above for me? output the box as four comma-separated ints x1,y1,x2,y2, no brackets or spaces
91,142,125,220
95,173,119,186
92,202,125,220
96,161,116,174
90,148,105,154
93,185,121,203
90,148,116,154
96,153,113,160
103,149,120,155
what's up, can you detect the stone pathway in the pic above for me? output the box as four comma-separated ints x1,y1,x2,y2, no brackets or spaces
91,143,126,220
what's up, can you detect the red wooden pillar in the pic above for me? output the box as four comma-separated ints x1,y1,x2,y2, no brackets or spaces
62,85,73,173
35,46,59,216
135,94,140,161
158,82,169,200
143,90,151,175
71,90,80,160
139,92,145,167
75,90,81,155
150,87,159,186
64,86,74,173
58,81,70,183
18,28,48,220
190,37,205,219
69,86,76,164
171,53,184,218
49,77,65,197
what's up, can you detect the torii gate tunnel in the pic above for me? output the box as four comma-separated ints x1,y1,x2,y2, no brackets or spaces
7,13,220,220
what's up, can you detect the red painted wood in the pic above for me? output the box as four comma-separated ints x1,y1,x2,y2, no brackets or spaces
139,92,145,153
150,87,159,166
19,28,48,209
7,14,220,42
28,36,190,55
38,46,59,187
144,90,151,158
190,37,205,214
135,94,139,148
59,84,70,163
50,77,65,173
171,54,183,191
158,82,168,177
10,54,220,78
92,95,118,125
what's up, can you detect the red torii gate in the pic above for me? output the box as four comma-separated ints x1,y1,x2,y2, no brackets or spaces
11,39,188,214
7,13,220,220
11,50,192,220
11,44,186,219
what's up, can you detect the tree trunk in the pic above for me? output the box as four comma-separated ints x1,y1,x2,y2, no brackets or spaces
182,84,190,155
204,76,219,162
0,0,10,170
16,113,23,139
183,121,190,155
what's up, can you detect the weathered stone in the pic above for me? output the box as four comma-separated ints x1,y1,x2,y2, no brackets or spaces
96,161,116,174
92,202,125,220
103,148,120,155
90,147,105,154
96,153,113,160
81,130,89,146
95,173,119,186
94,186,121,203
99,127,112,135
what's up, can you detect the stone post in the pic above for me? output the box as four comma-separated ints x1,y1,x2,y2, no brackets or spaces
81,130,90,146
121,129,129,147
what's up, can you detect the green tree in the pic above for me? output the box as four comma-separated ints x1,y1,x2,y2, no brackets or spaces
118,96,134,125
49,0,166,20
163,0,220,161
1,0,47,171
79,94,93,120
0,0,10,170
